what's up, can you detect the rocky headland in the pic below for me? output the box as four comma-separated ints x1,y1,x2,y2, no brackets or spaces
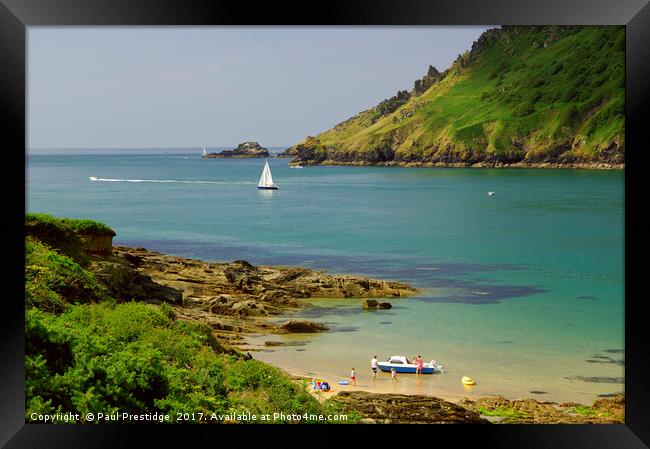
281,27,624,169
89,245,415,344
203,141,270,158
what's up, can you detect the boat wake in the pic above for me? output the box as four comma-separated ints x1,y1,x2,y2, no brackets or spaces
89,177,254,185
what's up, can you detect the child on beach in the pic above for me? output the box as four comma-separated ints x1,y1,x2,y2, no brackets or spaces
350,368,356,386
391,368,397,382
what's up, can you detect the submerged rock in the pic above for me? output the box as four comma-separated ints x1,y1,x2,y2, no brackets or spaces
264,341,307,347
362,299,392,309
280,320,329,333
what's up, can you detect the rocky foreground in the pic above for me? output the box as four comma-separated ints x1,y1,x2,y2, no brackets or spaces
332,391,489,424
89,245,415,342
324,391,624,424
459,395,625,424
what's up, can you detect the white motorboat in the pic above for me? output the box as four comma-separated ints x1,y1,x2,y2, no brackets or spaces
377,355,443,374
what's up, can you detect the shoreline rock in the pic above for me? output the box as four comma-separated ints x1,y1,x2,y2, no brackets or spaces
87,245,416,337
280,320,329,333
331,391,489,424
290,159,624,170
458,395,624,424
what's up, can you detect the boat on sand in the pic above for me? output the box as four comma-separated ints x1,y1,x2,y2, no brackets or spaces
378,355,442,374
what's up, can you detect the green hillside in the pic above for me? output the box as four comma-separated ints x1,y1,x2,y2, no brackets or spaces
283,26,624,167
25,215,355,423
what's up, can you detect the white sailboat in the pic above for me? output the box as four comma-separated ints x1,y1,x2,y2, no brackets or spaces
202,147,208,156
257,159,278,190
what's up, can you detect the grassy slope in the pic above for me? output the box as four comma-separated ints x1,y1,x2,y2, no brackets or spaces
286,26,624,166
25,213,116,266
25,215,354,423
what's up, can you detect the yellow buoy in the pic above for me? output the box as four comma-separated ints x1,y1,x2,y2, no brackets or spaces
461,376,476,386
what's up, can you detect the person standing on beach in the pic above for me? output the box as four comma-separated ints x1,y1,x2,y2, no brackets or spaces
391,368,397,382
416,355,424,374
370,356,378,380
350,368,356,386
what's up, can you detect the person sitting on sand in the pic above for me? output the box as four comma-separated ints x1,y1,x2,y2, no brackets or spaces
391,367,397,382
350,368,356,386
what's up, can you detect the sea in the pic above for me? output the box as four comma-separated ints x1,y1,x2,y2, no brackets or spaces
26,149,624,404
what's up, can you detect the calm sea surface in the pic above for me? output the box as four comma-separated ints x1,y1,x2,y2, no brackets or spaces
26,152,624,404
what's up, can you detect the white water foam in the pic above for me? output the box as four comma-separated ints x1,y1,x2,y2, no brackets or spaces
89,177,254,185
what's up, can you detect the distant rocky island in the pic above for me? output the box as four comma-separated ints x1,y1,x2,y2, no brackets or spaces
203,142,270,158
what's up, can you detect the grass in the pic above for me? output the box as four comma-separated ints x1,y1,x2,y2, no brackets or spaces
26,213,115,265
288,26,624,164
26,213,115,236
567,406,599,416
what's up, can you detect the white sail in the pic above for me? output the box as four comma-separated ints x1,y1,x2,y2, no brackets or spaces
202,147,207,156
258,160,277,188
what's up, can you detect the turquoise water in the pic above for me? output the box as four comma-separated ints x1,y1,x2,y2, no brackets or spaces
27,153,624,403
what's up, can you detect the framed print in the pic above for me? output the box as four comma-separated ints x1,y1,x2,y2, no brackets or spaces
2,0,649,447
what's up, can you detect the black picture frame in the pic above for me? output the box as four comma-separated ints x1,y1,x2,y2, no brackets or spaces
2,0,648,447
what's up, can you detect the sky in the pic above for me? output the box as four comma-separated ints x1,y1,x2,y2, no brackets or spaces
28,26,493,150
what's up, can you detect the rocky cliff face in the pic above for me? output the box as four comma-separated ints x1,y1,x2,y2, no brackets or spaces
79,234,114,256
204,141,270,158
282,26,624,168
89,253,183,306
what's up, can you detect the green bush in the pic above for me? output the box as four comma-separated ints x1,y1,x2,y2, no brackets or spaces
224,358,328,422
26,301,340,423
25,238,109,313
